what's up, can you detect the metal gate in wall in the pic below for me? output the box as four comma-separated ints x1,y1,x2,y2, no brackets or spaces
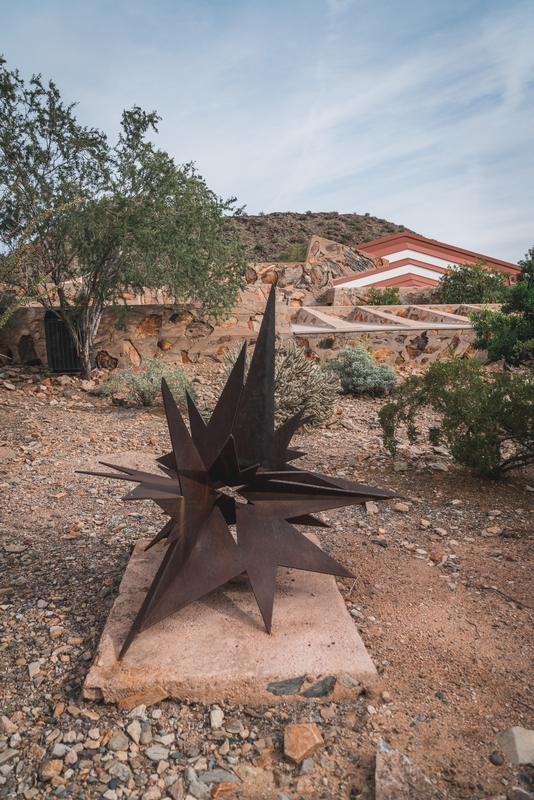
44,311,81,372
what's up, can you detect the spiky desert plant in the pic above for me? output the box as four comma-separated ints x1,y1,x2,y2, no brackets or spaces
223,340,340,426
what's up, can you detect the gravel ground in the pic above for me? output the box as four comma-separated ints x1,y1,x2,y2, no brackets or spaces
0,362,533,800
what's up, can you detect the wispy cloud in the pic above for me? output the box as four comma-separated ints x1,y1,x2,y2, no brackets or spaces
2,0,533,260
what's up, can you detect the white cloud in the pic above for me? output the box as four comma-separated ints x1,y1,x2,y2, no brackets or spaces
2,0,533,261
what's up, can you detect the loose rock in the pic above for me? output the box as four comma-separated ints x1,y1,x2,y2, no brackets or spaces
284,723,324,764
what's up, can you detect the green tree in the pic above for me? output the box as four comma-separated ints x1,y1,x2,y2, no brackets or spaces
0,58,246,378
472,245,534,364
436,259,510,304
379,358,534,479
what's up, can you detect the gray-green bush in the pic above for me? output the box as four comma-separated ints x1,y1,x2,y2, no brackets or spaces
102,358,194,406
325,346,396,395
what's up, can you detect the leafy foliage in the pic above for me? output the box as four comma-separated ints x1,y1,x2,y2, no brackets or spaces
379,358,534,478
435,260,510,304
472,246,534,365
325,346,396,395
364,286,401,305
278,241,307,262
101,358,194,407
0,58,247,378
223,340,340,427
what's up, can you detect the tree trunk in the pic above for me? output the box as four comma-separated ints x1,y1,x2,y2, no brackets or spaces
79,338,93,381
77,302,105,380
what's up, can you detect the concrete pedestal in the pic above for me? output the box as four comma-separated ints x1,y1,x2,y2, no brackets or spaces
83,537,377,705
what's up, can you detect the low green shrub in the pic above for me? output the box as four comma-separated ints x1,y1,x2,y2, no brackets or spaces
364,286,401,305
378,358,534,478
436,259,509,304
223,341,340,427
325,346,396,395
278,241,307,262
102,358,194,406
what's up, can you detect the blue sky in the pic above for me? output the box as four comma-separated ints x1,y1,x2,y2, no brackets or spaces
2,0,533,262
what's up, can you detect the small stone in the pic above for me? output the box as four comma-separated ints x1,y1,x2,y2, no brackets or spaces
80,709,100,721
50,743,70,758
141,788,162,800
375,739,435,799
169,777,185,800
339,673,359,688
393,461,408,472
127,720,142,744
394,503,410,513
0,749,18,767
506,788,534,800
284,723,324,764
108,731,129,752
496,727,534,765
145,744,169,761
490,751,504,766
367,706,377,715
301,676,336,698
365,501,378,515
28,661,41,679
382,691,392,704
49,626,64,640
300,757,314,775
0,717,18,736
435,691,445,699
232,764,261,782
434,528,448,537
319,706,335,720
103,791,118,800
225,720,243,734
420,519,431,528
267,676,305,696
38,759,64,782
197,770,235,784
128,704,147,719
108,761,132,783
218,738,229,756
184,766,210,798
209,706,224,730
140,721,153,745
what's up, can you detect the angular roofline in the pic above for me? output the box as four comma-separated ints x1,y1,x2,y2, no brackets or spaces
360,232,520,273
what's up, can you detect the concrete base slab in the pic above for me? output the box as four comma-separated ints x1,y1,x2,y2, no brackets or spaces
83,537,377,705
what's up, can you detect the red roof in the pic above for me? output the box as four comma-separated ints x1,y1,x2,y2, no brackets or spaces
360,232,520,276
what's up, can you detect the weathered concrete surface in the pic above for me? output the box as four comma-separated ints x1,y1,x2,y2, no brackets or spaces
375,740,438,800
83,536,377,705
496,727,534,765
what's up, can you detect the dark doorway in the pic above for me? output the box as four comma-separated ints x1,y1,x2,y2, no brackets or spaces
44,311,81,372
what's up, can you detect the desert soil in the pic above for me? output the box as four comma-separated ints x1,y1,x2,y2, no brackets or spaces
0,361,533,800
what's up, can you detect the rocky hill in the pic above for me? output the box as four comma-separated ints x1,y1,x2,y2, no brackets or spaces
233,211,412,262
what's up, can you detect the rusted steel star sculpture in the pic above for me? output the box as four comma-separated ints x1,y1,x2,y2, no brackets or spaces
80,288,396,658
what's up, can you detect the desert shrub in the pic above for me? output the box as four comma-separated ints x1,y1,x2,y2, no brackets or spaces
102,358,194,406
472,245,534,365
278,241,307,262
364,286,401,305
325,346,396,395
223,341,340,427
436,260,509,304
378,358,534,478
